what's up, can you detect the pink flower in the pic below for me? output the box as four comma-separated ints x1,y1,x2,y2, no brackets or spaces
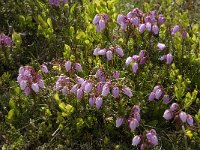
125,57,133,65
148,92,155,101
38,80,45,88
102,84,110,96
93,47,100,56
77,89,83,99
146,22,152,31
166,53,173,64
93,15,100,25
24,87,31,96
170,103,179,112
84,82,93,94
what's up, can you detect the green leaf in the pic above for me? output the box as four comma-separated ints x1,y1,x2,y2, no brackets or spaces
7,109,15,120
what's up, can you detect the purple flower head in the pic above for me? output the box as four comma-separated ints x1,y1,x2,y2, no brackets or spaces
117,15,129,29
155,89,163,100
171,25,180,35
126,57,133,65
117,14,125,25
31,83,39,93
152,24,159,34
24,87,31,96
112,86,120,98
84,82,93,94
170,103,179,112
129,118,139,131
61,86,68,95
132,63,138,74
102,84,110,96
95,96,103,109
106,50,113,60
139,24,146,33
127,11,133,19
139,50,147,58
179,111,187,123
146,22,152,31
157,43,166,51
93,15,100,25
131,17,139,27
77,88,83,100
70,84,79,93
115,47,124,57
182,30,187,39
166,53,173,64
20,80,27,90
93,47,100,56
140,57,147,65
153,85,160,93
76,77,84,84
99,19,105,31
122,87,133,98
41,64,48,73
163,109,173,120
38,80,45,88
132,135,141,146
113,71,120,79
158,15,166,25
89,96,96,107
132,55,140,62
97,48,106,55
134,112,141,122
74,63,82,72
132,105,140,113
148,92,155,101
49,0,60,6
116,117,124,128
163,94,170,104
160,55,167,61
186,114,194,126
65,61,72,72
96,82,103,93
95,69,103,78
146,130,158,146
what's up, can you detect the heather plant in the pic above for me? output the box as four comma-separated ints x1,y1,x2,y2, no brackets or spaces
0,0,200,149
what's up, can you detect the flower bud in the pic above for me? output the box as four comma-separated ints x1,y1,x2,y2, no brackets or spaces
132,63,138,73
186,114,194,126
157,43,166,51
38,80,45,88
93,14,100,25
126,57,133,65
116,117,123,128
170,103,179,112
129,118,139,131
179,111,187,123
152,24,159,34
132,135,141,146
115,47,124,57
166,53,173,64
95,96,103,109
139,24,146,33
77,89,83,100
75,63,82,72
112,86,120,98
122,87,133,98
85,82,93,94
106,50,113,60
163,109,173,120
148,92,155,101
20,80,27,90
65,61,72,72
41,64,48,73
89,96,96,106
31,83,39,93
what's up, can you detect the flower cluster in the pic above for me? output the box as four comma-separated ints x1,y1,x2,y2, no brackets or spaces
117,8,165,34
93,14,109,32
93,46,124,60
65,61,83,72
48,0,68,6
128,105,141,131
148,85,164,101
163,103,194,126
170,25,187,38
55,74,70,95
132,129,158,149
17,66,45,96
0,34,12,47
126,50,148,74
